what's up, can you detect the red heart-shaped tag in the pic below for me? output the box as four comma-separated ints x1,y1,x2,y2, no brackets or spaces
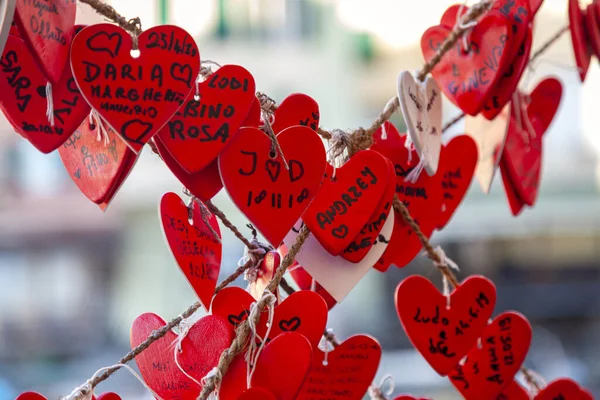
59,118,134,203
156,65,256,173
395,275,497,376
288,262,337,310
394,396,431,400
422,10,512,115
14,0,76,84
16,393,46,400
159,192,222,310
238,388,277,400
71,24,200,153
219,126,326,247
436,135,478,230
0,33,91,153
449,312,532,399
95,144,139,211
176,315,234,383
498,381,530,400
211,287,328,347
534,379,593,400
303,149,390,256
585,3,600,59
271,93,320,134
500,155,526,216
96,394,122,400
248,250,281,301
569,0,592,82
131,313,200,400
296,335,382,400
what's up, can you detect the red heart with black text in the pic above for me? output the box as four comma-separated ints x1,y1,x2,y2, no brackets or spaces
131,313,201,400
156,65,256,173
395,275,497,375
211,287,328,347
534,379,593,400
159,192,222,310
0,33,91,153
219,332,313,400
271,93,320,134
59,117,134,203
569,0,592,82
71,24,200,153
288,262,337,310
303,149,390,256
219,126,326,247
296,335,381,400
449,312,532,399
14,0,76,84
238,388,277,400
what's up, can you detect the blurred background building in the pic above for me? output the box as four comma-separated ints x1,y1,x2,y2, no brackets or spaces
0,0,599,399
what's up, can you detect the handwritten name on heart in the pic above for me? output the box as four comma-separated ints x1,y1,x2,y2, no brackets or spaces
159,192,222,310
395,275,497,376
534,379,594,400
449,312,532,399
0,33,91,153
296,335,382,400
71,24,200,153
219,126,326,247
156,65,256,173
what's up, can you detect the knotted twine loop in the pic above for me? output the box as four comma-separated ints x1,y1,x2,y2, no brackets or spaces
45,82,55,127
328,129,352,167
201,367,222,398
241,239,268,283
256,92,277,114
245,290,277,386
368,375,395,400
172,315,203,388
89,110,110,145
454,1,480,52
261,110,289,170
128,17,143,50
429,246,460,308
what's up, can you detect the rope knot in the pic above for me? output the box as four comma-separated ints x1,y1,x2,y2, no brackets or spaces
256,92,277,114
367,375,395,400
241,240,268,283
349,127,374,154
431,246,459,272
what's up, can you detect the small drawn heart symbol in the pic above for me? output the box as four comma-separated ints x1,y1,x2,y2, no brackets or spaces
265,159,282,182
121,120,154,144
171,63,194,87
331,225,349,239
228,310,250,326
279,317,301,332
86,31,123,58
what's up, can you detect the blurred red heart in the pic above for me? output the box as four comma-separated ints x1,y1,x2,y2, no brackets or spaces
394,396,431,400
534,379,593,400
569,0,592,82
500,155,526,216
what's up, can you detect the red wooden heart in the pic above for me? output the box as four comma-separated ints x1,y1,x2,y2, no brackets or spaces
159,192,222,310
176,315,235,383
395,275,497,376
131,313,200,400
211,287,328,347
71,24,200,153
500,154,526,216
95,144,139,210
14,0,76,84
569,0,592,82
271,93,320,134
238,388,277,400
436,135,478,230
220,332,313,400
243,96,261,128
219,126,326,247
0,33,91,153
156,138,223,201
421,11,512,115
296,335,382,400
16,393,46,400
303,149,390,256
585,3,600,59
59,118,133,203
394,396,431,400
96,394,122,400
498,381,530,400
248,250,280,301
156,65,256,173
534,379,592,400
449,312,532,399
288,262,337,310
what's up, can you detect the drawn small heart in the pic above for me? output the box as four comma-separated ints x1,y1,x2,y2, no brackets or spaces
171,63,195,87
227,310,250,327
265,159,282,182
331,225,349,239
121,120,154,145
87,31,123,58
279,317,301,332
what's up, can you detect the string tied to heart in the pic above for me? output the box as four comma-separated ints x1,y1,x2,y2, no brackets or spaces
171,315,204,388
261,109,290,170
89,110,110,145
200,367,223,397
319,329,337,366
45,82,55,127
245,290,277,387
430,246,460,307
257,92,277,114
196,198,222,243
521,367,546,394
454,1,480,53
328,129,352,168
367,374,395,400
240,240,268,283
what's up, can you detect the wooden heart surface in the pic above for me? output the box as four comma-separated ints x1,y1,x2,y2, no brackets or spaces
449,312,532,399
534,379,593,400
238,388,278,400
71,24,200,153
156,64,256,173
288,262,337,309
219,126,326,247
211,287,328,347
569,0,592,82
395,275,497,376
271,93,320,134
303,149,390,256
296,335,382,400
219,332,313,400
59,118,133,203
159,192,222,310
14,0,76,83
131,313,200,400
0,33,91,153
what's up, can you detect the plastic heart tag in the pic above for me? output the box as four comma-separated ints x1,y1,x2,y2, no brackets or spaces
395,275,497,376
71,24,200,153
156,65,256,173
449,312,532,399
219,126,326,247
534,378,594,400
159,192,222,310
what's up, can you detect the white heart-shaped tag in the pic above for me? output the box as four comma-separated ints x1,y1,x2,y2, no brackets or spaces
0,0,16,56
397,71,443,176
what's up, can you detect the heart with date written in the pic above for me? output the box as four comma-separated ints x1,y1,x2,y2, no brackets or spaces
237,388,277,400
449,311,532,399
14,0,76,84
395,275,497,376
0,32,91,153
71,24,200,153
220,332,313,400
159,192,222,310
296,335,382,400
156,64,256,173
219,126,326,247
211,287,328,347
534,378,594,400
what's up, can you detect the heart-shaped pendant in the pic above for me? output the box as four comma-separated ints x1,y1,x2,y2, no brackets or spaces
71,24,200,153
271,93,320,134
296,335,382,400
500,154,527,216
14,0,76,84
449,312,532,399
95,145,140,211
219,126,326,247
159,192,222,310
156,65,256,173
16,393,46,400
395,275,497,376
534,379,593,400
569,0,592,82
287,262,337,309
